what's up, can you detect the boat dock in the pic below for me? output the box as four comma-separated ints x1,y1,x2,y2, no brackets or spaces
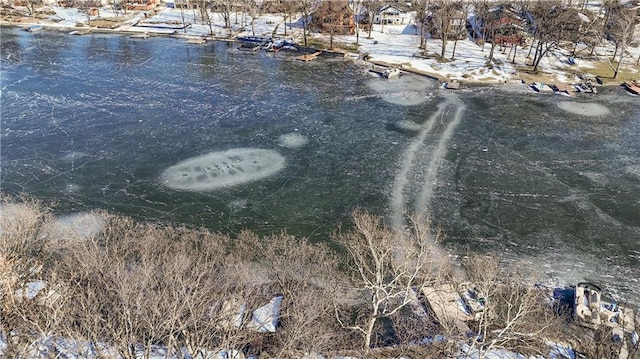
186,37,206,44
623,81,640,95
296,51,322,62
553,83,576,97
445,80,461,90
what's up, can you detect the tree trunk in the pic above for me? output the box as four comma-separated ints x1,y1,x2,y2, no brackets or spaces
488,42,497,62
481,27,487,51
364,314,377,350
208,11,214,35
179,6,186,33
301,4,310,47
440,19,447,59
532,42,545,72
330,29,334,50
451,38,458,60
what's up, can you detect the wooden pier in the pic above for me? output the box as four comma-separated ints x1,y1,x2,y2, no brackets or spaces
553,83,576,97
623,81,640,95
296,51,322,62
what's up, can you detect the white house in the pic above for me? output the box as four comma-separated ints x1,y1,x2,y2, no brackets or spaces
373,4,412,25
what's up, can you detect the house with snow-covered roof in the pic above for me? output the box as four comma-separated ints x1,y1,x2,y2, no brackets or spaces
373,4,412,25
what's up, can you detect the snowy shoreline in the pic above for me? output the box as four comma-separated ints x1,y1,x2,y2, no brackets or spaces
0,20,613,90
2,5,638,91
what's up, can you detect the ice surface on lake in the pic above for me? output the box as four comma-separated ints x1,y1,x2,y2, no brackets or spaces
556,101,610,116
367,74,435,106
2,30,639,305
278,132,308,148
160,148,286,191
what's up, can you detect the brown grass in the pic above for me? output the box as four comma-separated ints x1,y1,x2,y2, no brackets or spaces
514,60,639,86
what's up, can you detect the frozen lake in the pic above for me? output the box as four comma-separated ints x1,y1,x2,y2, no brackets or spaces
2,28,639,303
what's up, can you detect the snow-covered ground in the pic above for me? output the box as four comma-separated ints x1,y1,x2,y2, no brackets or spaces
4,4,639,85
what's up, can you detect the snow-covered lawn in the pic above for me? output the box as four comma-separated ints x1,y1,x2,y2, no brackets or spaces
4,4,638,85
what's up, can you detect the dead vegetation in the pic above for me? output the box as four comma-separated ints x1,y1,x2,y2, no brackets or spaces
0,194,638,358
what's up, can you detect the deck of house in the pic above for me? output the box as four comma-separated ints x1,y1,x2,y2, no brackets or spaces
574,282,636,359
422,284,474,336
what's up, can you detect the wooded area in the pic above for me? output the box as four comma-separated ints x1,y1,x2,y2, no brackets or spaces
2,195,638,358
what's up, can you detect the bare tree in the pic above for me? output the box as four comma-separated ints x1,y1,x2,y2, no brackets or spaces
334,209,450,352
460,255,564,357
279,1,303,37
413,0,431,53
299,0,316,47
212,0,233,36
470,0,489,51
200,0,215,35
362,0,383,39
246,0,262,36
236,231,347,357
349,0,362,45
527,0,576,72
449,0,469,60
430,0,449,58
0,196,60,357
604,4,636,78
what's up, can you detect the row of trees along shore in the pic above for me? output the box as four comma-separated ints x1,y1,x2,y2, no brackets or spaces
14,0,638,76
202,0,636,77
408,0,638,76
1,195,638,358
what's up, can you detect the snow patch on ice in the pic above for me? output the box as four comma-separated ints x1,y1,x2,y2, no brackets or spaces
63,183,82,194
228,198,248,212
278,132,308,148
367,75,435,106
579,171,609,186
393,120,424,132
61,151,88,161
160,148,286,191
625,164,640,178
556,101,609,117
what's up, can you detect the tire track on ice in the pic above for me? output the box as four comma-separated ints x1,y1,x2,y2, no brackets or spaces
390,95,463,230
414,96,465,221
